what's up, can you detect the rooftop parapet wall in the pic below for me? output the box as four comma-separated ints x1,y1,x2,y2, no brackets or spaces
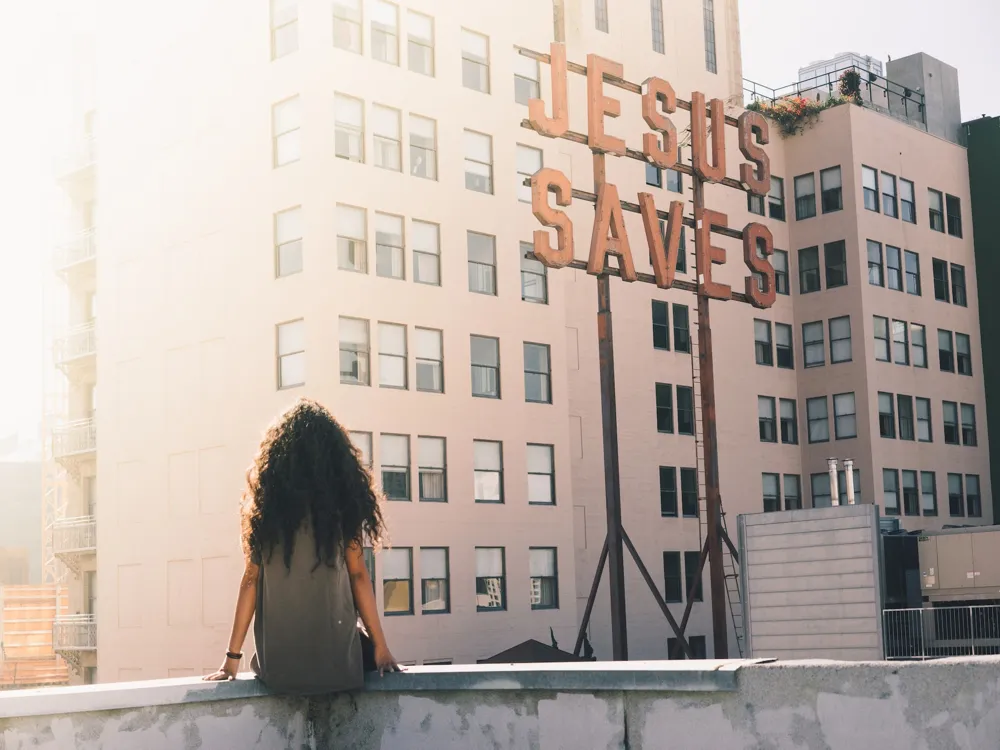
2,659,1000,749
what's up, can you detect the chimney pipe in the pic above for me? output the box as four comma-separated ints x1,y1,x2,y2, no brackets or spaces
843,459,856,505
828,458,840,507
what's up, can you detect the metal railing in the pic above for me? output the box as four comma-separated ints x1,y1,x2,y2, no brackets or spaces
883,605,1000,660
744,66,927,131
57,136,97,177
52,419,97,459
52,614,97,651
54,229,97,272
53,323,97,366
52,517,97,555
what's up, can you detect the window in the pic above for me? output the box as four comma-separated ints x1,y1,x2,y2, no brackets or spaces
378,322,407,389
955,333,972,376
681,468,698,518
900,179,916,223
946,194,963,237
461,29,490,93
928,189,944,232
794,174,816,220
943,401,959,445
799,247,820,293
951,264,967,307
407,11,434,76
773,250,789,295
921,473,938,516
829,316,851,363
780,399,798,445
684,551,703,602
652,301,670,351
337,204,367,273
886,246,902,291
948,474,964,517
332,0,362,53
912,324,927,368
897,395,915,441
882,172,898,218
878,393,896,439
668,636,708,661
350,431,372,469
371,0,399,65
932,259,950,302
467,231,497,295
473,441,503,503
272,97,300,167
524,343,551,404
595,0,609,31
916,398,934,443
824,241,847,288
415,327,444,393
372,104,402,171
659,466,677,517
464,130,493,194
754,319,773,366
339,317,370,385
882,469,899,516
747,190,764,216
420,548,449,613
758,397,777,443
862,166,879,212
904,251,921,296
702,0,717,73
811,473,832,509
892,320,909,366
274,206,303,278
784,474,802,510
334,94,364,163
410,114,437,180
381,434,410,501
768,176,786,221
806,397,829,443
901,471,919,516
967,476,982,518
676,386,694,436
938,330,954,372
527,444,555,505
673,305,691,353
762,473,780,513
475,548,506,611
650,0,665,53
834,393,857,439
803,321,825,368
663,552,682,603
775,323,793,369
516,145,543,203
961,404,977,447
874,317,890,362
383,548,413,615
656,383,674,433
530,549,559,609
412,220,440,285
820,167,842,213
418,436,446,502
521,241,548,304
667,161,684,194
374,212,404,279
514,52,540,105
470,335,500,398
269,0,298,59
867,241,884,287
276,319,305,388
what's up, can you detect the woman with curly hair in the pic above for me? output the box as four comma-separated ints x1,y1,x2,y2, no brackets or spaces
204,399,399,693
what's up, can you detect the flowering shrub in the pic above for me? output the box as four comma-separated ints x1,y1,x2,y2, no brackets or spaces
746,95,845,137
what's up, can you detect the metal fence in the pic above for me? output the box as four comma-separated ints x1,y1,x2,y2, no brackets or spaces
54,323,97,366
54,229,96,272
52,419,97,459
52,517,97,555
883,605,1000,659
53,614,97,651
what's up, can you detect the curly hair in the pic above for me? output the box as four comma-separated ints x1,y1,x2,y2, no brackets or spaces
241,399,385,570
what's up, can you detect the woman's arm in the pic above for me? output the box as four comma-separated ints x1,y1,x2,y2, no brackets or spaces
203,558,260,681
346,542,400,675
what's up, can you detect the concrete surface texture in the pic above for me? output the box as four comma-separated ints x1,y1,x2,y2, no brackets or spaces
3,659,1000,749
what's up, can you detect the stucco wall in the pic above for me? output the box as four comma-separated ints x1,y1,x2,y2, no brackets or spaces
3,659,1000,749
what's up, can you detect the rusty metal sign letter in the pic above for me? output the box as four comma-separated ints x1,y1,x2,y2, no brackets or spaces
586,54,627,157
528,43,569,138
695,208,732,300
588,182,637,281
738,111,771,196
690,92,727,184
742,222,776,309
641,77,678,170
639,194,683,289
531,167,575,268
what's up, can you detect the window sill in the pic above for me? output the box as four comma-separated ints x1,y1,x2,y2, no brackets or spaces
384,611,414,618
475,500,505,505
531,605,560,611
420,609,451,616
419,498,448,504
529,502,557,507
476,608,507,613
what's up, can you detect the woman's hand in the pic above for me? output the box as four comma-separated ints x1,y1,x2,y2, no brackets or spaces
202,656,241,682
373,643,401,676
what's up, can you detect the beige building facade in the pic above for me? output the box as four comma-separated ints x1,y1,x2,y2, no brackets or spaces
48,0,989,679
